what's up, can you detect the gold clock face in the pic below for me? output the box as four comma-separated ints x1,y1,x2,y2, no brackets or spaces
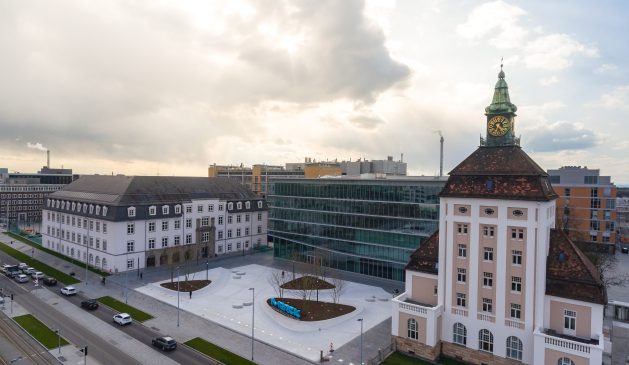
488,116,510,137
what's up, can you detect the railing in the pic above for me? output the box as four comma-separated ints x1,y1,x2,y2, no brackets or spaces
505,319,525,329
477,313,495,323
399,302,428,315
451,307,468,316
544,335,591,354
392,293,439,318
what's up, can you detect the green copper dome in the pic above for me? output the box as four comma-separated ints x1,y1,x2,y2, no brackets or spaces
485,68,517,114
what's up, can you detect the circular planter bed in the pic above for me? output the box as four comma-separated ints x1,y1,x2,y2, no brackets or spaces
267,298,355,321
281,276,335,290
161,279,211,292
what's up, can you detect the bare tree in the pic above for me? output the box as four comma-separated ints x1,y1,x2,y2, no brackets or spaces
269,270,287,298
330,276,347,304
574,240,629,289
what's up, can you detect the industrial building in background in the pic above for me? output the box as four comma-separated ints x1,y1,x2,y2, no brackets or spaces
548,166,617,251
0,155,77,232
208,156,407,198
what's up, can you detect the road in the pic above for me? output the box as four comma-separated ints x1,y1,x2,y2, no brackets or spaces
0,250,217,365
0,312,58,365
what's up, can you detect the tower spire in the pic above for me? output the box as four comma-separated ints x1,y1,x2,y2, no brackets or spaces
484,63,518,147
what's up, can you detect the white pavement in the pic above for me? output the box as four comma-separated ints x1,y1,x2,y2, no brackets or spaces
137,264,393,363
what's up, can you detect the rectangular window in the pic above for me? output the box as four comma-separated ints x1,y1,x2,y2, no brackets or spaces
257,226,262,234
218,216,223,225
483,272,493,287
202,232,210,242
236,228,241,237
236,215,241,223
245,214,250,222
208,204,214,212
103,223,107,233
127,240,134,252
483,225,495,237
174,235,181,245
482,298,492,313
512,250,522,265
483,247,494,261
127,259,134,269
103,240,107,251
511,276,522,293
148,238,155,249
510,303,521,319
185,234,192,244
565,188,571,197
564,310,576,331
228,216,233,224
161,237,168,247
456,293,466,307
127,223,134,235
218,245,223,253
227,243,232,251
186,218,192,228
174,220,181,229
96,239,100,249
458,244,467,258
457,223,469,234
245,227,250,235
162,221,169,231
236,242,241,250
197,205,203,213
511,228,525,240
89,220,94,231
227,229,232,238
95,222,100,232
148,222,156,232
202,217,209,226
186,205,192,213
219,204,224,211
218,231,224,239
457,268,467,283
258,213,262,221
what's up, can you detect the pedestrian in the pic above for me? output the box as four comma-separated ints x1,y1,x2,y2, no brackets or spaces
10,240,13,245
281,270,285,278
189,290,192,299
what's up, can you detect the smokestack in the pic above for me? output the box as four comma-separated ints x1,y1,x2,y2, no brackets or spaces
47,150,50,168
439,135,444,177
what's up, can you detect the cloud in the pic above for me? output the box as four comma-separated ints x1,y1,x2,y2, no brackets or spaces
26,142,48,151
456,1,528,49
523,121,599,152
594,63,618,74
598,85,629,111
539,76,559,86
523,34,598,70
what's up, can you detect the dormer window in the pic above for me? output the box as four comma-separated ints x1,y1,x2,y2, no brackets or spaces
56,200,60,209
46,199,51,207
96,205,101,215
174,205,181,214
128,206,136,217
245,201,250,209
257,201,263,209
71,202,76,211
102,206,108,216
89,205,94,214
237,202,242,210
149,206,156,216
162,205,169,215
83,204,88,214
228,202,233,210
77,203,82,212
61,201,65,209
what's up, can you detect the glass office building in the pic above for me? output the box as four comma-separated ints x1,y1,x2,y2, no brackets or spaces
269,176,446,281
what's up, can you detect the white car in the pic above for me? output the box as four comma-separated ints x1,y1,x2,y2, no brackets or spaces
15,274,29,283
23,267,36,275
60,286,77,296
31,271,44,280
113,313,132,326
17,263,28,270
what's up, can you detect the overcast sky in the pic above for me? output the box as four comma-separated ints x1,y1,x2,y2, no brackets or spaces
1,0,628,183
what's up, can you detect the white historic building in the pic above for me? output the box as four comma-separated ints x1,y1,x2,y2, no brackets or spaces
41,176,268,273
391,69,606,365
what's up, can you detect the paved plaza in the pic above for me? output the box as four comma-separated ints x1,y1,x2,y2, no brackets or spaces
137,264,393,362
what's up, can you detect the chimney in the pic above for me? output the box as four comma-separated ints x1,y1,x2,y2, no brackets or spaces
47,150,50,168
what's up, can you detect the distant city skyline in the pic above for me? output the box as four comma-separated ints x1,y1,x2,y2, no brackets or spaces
1,1,627,182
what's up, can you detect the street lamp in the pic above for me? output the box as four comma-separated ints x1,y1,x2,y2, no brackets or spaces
249,287,255,361
206,260,209,281
125,250,129,304
55,329,61,354
357,318,363,365
177,266,181,327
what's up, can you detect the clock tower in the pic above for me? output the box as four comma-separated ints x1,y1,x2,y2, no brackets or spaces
484,65,518,147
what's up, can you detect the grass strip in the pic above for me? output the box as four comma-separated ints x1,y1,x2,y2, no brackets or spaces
13,314,70,349
6,232,110,277
0,241,80,285
97,296,154,322
184,337,255,365
382,352,467,365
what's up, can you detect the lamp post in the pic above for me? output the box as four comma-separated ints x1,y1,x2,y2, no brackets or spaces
55,329,61,354
357,318,363,365
125,250,129,304
249,287,255,361
206,260,209,281
177,266,181,327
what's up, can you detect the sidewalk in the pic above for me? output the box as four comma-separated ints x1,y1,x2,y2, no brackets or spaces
1,231,394,365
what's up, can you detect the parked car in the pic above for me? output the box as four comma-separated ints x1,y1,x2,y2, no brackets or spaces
31,271,44,280
17,263,27,270
151,336,177,351
43,277,57,286
113,313,132,326
1,264,11,273
622,246,629,254
14,274,29,283
81,299,99,310
23,267,36,275
60,286,77,296
5,266,20,278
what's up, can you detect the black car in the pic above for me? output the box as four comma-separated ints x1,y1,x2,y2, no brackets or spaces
152,336,177,351
81,299,99,310
622,246,629,254
43,277,57,286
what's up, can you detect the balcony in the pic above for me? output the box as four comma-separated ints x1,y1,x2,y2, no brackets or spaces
393,292,442,320
534,327,603,357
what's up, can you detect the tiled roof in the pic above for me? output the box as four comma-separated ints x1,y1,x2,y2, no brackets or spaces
405,230,439,275
440,146,558,201
546,228,607,305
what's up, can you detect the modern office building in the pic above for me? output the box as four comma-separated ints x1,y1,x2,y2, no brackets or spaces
391,68,606,364
548,166,617,250
339,156,407,176
268,175,447,281
42,175,267,273
0,166,76,228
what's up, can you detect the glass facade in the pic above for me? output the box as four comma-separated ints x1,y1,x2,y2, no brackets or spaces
269,177,446,281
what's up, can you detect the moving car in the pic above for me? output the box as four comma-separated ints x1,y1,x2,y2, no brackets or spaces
151,336,177,351
622,246,629,254
81,299,99,310
60,286,77,296
43,277,57,286
113,313,132,326
31,271,44,280
5,266,20,278
15,274,29,283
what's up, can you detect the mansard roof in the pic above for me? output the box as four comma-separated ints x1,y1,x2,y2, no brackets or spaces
405,230,439,275
439,146,558,201
546,228,607,305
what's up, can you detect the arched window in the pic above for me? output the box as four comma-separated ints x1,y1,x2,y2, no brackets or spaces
95,256,100,266
506,336,523,360
453,323,467,345
558,358,575,365
102,258,108,270
478,329,493,353
407,318,418,340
